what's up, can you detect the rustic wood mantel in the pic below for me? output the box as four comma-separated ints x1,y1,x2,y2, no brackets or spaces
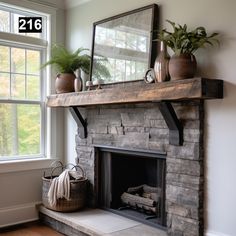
46,78,223,145
47,78,223,108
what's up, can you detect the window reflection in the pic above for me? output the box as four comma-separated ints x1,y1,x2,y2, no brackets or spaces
92,6,155,83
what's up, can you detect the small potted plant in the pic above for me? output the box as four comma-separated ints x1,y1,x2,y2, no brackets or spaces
42,44,90,93
42,45,111,93
159,20,219,80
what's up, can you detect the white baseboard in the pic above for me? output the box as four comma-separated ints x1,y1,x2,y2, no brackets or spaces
206,231,232,236
0,201,41,228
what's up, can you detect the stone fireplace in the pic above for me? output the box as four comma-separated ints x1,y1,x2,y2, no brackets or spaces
75,101,204,236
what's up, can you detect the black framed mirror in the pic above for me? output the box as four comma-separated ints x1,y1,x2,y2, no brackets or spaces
90,4,158,84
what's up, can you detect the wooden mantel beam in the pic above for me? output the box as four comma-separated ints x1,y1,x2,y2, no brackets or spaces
46,78,223,108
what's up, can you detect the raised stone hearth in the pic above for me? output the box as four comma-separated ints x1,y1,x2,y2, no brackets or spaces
75,101,204,236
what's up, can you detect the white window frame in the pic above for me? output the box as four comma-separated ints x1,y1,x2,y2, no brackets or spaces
0,0,61,168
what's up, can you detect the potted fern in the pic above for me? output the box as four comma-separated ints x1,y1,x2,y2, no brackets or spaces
159,20,219,80
42,44,90,93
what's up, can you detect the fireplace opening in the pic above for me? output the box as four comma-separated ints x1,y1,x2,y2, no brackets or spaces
95,145,166,228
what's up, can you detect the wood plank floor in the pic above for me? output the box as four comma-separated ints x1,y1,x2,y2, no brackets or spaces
0,222,64,236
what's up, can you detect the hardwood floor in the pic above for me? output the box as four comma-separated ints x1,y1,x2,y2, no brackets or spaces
0,221,64,236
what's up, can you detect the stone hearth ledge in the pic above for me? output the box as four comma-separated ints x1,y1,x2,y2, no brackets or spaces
39,205,167,236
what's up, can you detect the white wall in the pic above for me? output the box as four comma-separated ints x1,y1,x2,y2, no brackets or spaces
65,1,236,236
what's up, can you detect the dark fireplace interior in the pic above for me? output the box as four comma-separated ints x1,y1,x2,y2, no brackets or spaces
96,145,166,228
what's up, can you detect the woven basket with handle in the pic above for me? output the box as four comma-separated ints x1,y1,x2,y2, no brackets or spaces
42,161,88,212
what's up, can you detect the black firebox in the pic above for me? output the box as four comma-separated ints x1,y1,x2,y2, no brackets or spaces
95,145,166,228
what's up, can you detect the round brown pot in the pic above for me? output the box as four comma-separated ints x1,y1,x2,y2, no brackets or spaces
55,73,76,93
169,53,197,80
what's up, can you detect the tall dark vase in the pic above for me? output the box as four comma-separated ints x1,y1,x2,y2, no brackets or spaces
169,53,197,80
154,41,170,83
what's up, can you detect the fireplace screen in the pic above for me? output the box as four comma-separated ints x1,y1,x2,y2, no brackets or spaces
96,146,166,228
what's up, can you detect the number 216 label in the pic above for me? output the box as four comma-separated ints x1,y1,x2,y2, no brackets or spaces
19,17,42,33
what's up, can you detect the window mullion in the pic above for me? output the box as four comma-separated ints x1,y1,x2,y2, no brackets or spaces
0,99,41,105
9,47,12,98
25,49,27,99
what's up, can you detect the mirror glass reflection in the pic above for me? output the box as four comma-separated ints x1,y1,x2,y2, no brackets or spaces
91,6,156,84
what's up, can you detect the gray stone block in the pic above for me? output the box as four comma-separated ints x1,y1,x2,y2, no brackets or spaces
121,112,144,126
167,143,201,160
144,108,164,120
86,108,99,116
168,214,201,236
175,105,199,120
39,213,89,236
166,185,201,207
148,119,167,128
109,125,124,135
166,201,201,220
166,158,202,176
78,158,94,168
124,126,145,133
148,141,168,152
166,173,203,190
91,134,114,146
87,123,108,134
183,129,201,143
99,114,122,125
76,145,94,153
75,134,87,146
99,105,145,114
113,132,149,149
87,114,121,126
149,128,169,140
182,120,201,129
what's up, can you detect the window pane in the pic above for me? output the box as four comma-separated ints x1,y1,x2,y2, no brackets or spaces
0,73,10,98
0,46,10,72
26,32,41,39
11,48,25,73
0,104,41,156
126,33,137,50
136,62,147,79
11,74,25,99
27,75,40,100
13,13,43,39
13,13,25,35
27,50,40,75
0,9,9,32
137,36,148,52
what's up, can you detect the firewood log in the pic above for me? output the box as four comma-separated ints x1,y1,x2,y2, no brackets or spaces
121,192,156,207
127,185,143,194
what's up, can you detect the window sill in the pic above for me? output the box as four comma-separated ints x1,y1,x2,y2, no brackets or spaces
0,158,58,174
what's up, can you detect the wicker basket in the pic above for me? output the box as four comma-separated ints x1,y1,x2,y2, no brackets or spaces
42,162,88,212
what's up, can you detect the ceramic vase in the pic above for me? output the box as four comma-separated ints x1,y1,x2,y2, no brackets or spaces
55,73,75,93
154,41,170,83
169,53,197,80
74,69,83,92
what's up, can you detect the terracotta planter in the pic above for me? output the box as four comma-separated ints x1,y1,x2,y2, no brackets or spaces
169,53,197,80
55,73,75,93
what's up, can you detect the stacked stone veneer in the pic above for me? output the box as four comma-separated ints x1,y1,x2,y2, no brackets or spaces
75,101,204,236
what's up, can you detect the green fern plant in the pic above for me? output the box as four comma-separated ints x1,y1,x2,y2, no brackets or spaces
159,20,219,56
42,44,111,80
92,57,111,80
42,44,90,74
